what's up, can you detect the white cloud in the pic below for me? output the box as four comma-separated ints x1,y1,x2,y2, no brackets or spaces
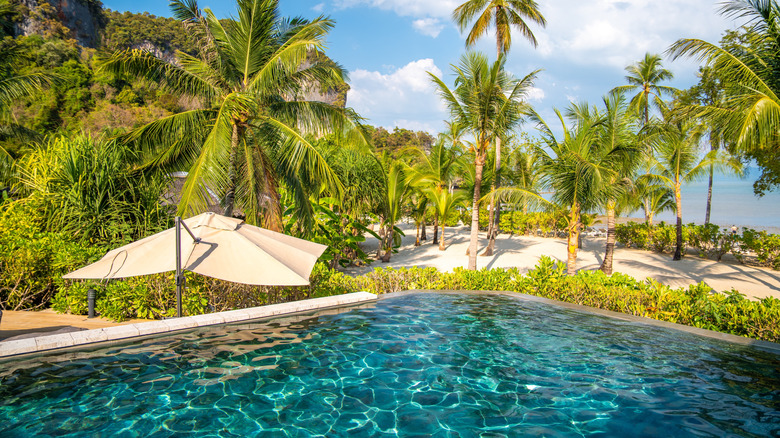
312,3,325,12
526,87,545,102
347,59,445,131
528,0,735,69
412,18,444,38
333,0,458,18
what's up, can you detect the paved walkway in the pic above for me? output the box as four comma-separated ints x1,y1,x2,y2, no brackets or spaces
0,309,150,341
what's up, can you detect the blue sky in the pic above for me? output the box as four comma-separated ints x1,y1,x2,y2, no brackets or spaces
102,0,742,135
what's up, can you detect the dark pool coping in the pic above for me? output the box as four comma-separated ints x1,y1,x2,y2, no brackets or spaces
382,290,780,354
0,292,378,360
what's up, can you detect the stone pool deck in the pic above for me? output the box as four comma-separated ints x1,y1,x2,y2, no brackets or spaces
0,292,377,358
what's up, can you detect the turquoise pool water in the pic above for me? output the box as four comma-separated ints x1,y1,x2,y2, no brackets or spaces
0,293,778,437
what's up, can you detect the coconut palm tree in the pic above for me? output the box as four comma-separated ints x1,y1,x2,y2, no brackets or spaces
429,52,535,270
590,91,641,275
668,0,780,156
535,108,613,275
633,178,675,227
645,117,711,260
613,53,676,127
424,186,468,250
453,0,547,55
407,134,461,245
433,121,467,244
452,0,547,255
378,157,412,262
100,0,368,231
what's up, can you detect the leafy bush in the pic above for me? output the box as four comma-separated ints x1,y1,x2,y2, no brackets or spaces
616,222,780,270
0,199,102,310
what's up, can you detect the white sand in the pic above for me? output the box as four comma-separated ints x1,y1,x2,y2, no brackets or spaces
345,223,780,301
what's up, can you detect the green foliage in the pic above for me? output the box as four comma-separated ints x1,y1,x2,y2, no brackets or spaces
0,199,102,310
616,222,780,269
18,134,172,245
102,9,200,55
498,210,568,236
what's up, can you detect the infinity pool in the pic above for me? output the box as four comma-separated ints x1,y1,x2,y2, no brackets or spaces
0,292,778,437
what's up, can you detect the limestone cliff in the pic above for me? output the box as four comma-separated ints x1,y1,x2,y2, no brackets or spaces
13,0,106,48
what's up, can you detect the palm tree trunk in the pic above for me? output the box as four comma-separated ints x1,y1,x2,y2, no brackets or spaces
381,223,393,262
439,223,446,250
432,211,439,245
224,123,239,217
705,164,714,225
415,223,421,246
567,203,580,276
600,202,616,275
673,180,683,261
483,138,502,256
468,152,485,270
421,218,427,241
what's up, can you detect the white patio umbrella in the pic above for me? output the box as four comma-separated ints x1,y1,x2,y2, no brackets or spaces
64,212,327,317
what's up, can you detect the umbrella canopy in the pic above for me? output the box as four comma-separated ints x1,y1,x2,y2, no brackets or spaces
64,212,327,286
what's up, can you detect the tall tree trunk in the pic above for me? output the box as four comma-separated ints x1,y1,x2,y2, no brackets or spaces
381,222,393,262
483,138,502,256
468,152,485,270
432,211,439,245
421,218,427,242
439,223,446,250
705,164,714,226
673,180,683,261
415,223,421,246
566,202,580,276
224,123,239,217
600,202,616,275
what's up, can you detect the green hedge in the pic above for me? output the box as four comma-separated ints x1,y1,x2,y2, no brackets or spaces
616,222,780,269
54,257,780,342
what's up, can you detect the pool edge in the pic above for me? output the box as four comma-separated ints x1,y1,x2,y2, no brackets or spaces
381,289,780,354
0,292,378,359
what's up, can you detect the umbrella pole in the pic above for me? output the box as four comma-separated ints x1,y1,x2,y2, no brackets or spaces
175,216,183,318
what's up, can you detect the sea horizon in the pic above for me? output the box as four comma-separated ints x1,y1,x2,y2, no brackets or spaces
623,167,780,233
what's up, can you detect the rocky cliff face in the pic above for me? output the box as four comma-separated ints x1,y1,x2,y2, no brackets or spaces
15,0,105,48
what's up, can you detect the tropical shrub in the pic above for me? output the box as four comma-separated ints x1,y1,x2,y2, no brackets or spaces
616,222,780,270
0,199,102,310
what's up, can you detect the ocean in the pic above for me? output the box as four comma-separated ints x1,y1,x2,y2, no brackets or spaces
625,167,780,231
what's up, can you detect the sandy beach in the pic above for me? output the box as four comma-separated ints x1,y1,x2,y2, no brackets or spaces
345,223,780,301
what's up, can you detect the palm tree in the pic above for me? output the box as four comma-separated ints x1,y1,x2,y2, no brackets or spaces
453,0,547,55
429,52,535,270
100,0,367,231
433,121,467,244
590,91,641,275
613,53,676,127
425,186,468,250
668,0,780,156
633,178,675,227
452,0,547,255
646,117,710,260
535,108,613,275
408,134,461,246
378,158,412,262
